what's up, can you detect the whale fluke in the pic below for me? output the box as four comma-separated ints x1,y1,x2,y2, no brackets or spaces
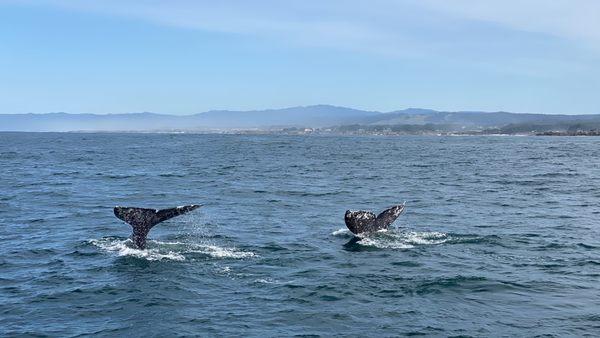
344,203,405,235
113,204,201,249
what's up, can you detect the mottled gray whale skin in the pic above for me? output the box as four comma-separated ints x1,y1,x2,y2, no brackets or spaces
113,204,201,249
344,203,405,235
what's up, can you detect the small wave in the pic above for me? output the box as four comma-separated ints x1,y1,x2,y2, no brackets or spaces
415,275,495,294
51,171,80,176
97,173,145,179
447,234,505,247
577,243,598,250
279,190,342,197
0,151,18,158
158,172,186,177
532,172,580,178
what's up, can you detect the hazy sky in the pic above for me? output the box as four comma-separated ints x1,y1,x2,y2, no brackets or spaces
1,0,599,114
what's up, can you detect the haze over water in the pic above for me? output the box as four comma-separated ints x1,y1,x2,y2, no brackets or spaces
1,133,599,336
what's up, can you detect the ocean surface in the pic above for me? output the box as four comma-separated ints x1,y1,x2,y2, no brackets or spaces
1,132,599,337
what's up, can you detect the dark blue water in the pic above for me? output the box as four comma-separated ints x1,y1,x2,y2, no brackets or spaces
1,133,599,336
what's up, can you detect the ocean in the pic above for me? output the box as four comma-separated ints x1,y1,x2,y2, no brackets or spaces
1,132,599,336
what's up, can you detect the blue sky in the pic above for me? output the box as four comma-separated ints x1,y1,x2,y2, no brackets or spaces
1,0,599,114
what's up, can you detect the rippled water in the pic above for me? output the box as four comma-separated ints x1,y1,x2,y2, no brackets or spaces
1,133,599,336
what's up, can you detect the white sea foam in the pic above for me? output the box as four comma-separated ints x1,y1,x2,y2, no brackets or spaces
90,238,185,261
401,231,448,245
331,228,351,236
254,278,279,284
189,244,256,259
218,266,232,273
354,230,450,250
359,237,415,249
90,238,255,261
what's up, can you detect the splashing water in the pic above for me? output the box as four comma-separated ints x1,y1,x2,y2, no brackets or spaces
89,237,256,261
187,244,256,259
332,227,450,249
89,237,186,261
358,230,450,249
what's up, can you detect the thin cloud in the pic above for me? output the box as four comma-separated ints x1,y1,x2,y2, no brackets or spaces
6,0,599,56
417,0,600,49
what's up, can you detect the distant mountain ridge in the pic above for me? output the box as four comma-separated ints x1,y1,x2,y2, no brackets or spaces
1,105,599,132
368,109,600,127
195,105,379,128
